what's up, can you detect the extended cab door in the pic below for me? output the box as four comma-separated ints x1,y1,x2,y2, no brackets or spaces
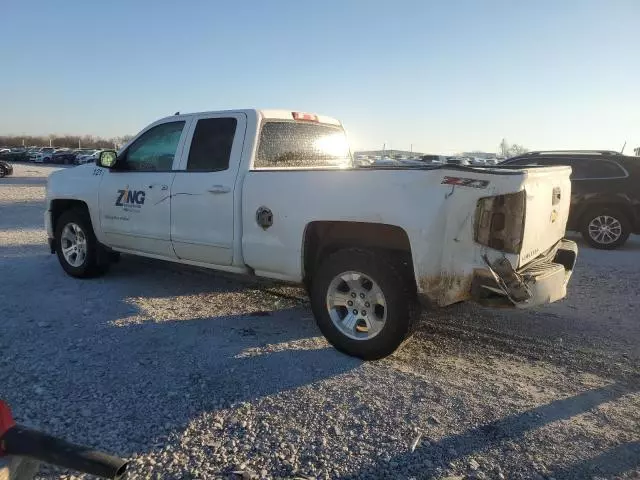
170,112,247,265
99,119,190,256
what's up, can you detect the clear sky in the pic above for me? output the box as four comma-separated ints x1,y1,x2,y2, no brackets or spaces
1,0,638,154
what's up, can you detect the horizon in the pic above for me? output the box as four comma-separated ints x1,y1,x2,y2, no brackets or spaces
1,0,638,154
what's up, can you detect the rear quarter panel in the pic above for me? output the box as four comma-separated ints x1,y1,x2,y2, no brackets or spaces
240,168,531,305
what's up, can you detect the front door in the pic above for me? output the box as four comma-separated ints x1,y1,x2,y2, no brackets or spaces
170,112,247,265
99,119,190,256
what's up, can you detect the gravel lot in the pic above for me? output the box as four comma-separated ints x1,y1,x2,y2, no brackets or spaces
1,164,639,480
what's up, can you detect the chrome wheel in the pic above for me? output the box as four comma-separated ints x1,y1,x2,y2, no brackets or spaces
326,271,387,341
588,215,622,245
60,223,88,267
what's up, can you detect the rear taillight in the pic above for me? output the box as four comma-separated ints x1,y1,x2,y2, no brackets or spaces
474,191,525,253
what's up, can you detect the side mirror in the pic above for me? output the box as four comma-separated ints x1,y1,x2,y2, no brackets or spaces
98,150,118,168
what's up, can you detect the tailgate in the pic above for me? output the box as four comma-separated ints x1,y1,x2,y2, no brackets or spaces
518,166,572,267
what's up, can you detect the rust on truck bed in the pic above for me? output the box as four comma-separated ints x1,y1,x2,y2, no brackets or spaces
419,272,474,306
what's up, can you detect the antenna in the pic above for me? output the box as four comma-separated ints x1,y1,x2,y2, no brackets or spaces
620,141,626,154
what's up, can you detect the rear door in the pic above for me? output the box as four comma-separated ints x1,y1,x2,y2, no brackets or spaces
561,157,628,201
170,112,247,265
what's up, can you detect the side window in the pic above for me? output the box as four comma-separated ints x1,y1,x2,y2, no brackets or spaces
119,121,185,172
576,159,627,179
186,118,237,172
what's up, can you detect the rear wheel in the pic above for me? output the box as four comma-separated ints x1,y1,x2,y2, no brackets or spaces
310,248,418,360
0,166,6,178
580,208,631,250
55,209,110,278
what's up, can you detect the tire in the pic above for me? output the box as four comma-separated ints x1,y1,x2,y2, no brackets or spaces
310,248,418,360
55,208,110,278
0,167,6,178
580,207,631,250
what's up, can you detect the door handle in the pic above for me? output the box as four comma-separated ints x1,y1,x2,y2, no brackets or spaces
207,185,231,194
147,184,168,190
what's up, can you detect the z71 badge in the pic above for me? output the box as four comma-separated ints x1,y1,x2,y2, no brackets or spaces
441,176,490,189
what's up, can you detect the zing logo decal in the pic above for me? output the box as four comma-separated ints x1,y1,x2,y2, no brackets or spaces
115,188,145,211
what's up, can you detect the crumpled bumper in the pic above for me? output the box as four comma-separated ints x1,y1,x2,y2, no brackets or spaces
472,239,578,308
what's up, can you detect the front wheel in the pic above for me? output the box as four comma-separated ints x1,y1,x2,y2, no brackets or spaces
310,248,418,360
580,208,631,250
55,209,109,278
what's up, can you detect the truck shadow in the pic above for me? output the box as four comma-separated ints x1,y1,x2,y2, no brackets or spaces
1,250,360,464
347,382,637,479
0,200,48,230
0,176,49,186
4,309,359,461
547,441,640,479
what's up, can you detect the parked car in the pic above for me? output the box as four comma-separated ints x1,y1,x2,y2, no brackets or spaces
446,156,470,166
420,154,447,164
502,150,640,249
34,148,55,163
75,150,101,165
469,157,487,165
0,159,13,177
27,148,44,162
45,109,577,359
0,149,30,162
52,149,78,165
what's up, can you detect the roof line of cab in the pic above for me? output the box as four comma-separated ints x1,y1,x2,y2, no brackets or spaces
156,109,342,126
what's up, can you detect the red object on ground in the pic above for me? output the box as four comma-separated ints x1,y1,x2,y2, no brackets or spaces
0,399,17,455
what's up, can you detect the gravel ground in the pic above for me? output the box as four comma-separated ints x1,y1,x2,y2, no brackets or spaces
1,163,639,480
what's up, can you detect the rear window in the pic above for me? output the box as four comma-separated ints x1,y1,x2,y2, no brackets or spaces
254,121,351,169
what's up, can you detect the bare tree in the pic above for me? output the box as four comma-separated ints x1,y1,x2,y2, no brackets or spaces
0,134,132,149
498,138,528,157
509,144,528,156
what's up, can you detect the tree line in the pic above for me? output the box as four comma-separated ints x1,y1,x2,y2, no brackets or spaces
0,134,134,149
499,138,528,157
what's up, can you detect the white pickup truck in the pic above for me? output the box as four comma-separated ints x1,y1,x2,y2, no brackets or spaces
45,109,578,359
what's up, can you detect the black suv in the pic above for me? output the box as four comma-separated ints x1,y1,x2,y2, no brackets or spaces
502,150,639,249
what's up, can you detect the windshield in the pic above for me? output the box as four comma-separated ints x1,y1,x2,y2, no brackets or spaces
255,122,351,169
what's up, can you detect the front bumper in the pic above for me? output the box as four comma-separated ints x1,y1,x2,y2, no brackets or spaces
471,239,578,308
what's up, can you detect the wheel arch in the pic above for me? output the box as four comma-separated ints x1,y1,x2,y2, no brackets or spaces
302,221,416,291
50,199,92,237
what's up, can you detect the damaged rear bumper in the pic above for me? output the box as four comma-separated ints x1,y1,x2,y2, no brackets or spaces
471,239,578,308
